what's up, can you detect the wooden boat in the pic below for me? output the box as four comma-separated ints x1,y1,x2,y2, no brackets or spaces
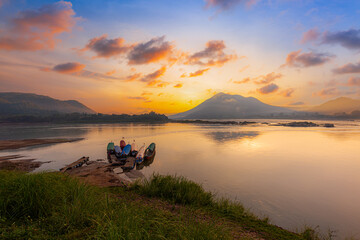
109,153,118,164
135,144,145,164
114,145,122,156
107,142,115,161
107,142,115,153
121,156,136,170
131,140,136,151
121,144,131,156
130,140,138,157
120,139,126,150
144,143,156,160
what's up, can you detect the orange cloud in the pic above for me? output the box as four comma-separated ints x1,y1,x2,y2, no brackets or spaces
174,83,183,88
257,83,279,94
128,36,174,65
141,92,153,96
233,77,250,84
141,66,167,83
333,61,360,74
313,87,339,98
348,77,360,86
282,50,334,68
234,72,282,85
254,72,283,85
147,80,161,86
147,80,169,88
156,81,170,88
186,40,237,67
185,68,210,77
125,73,142,82
279,88,295,97
52,62,85,74
80,35,178,65
43,62,120,82
81,34,132,58
301,28,320,44
106,69,116,76
0,1,78,51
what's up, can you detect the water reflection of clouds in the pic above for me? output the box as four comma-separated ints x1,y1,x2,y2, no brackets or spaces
205,131,260,142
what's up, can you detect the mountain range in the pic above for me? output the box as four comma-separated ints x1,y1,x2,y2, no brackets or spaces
0,92,95,115
308,97,360,115
171,93,360,119
1,92,359,119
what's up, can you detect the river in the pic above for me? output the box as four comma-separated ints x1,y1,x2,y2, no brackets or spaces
1,120,360,239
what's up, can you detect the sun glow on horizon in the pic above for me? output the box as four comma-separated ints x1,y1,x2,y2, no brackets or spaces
0,0,360,114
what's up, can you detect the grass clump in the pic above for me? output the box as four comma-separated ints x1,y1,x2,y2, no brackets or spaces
131,174,212,206
131,173,329,240
0,170,230,240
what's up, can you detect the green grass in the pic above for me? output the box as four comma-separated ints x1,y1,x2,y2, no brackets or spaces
0,171,230,240
130,174,213,206
0,171,334,240
131,173,331,240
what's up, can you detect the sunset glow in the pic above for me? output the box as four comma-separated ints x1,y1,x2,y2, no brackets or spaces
1,0,360,114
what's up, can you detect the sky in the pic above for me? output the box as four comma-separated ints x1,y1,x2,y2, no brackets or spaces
0,0,360,114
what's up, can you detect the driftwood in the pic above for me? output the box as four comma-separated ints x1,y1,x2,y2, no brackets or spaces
60,156,89,172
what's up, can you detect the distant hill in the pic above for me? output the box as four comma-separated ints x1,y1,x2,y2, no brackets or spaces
309,97,360,115
0,92,96,115
170,92,294,119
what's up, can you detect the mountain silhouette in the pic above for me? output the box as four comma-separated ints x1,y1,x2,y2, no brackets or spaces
170,92,293,119
0,92,96,115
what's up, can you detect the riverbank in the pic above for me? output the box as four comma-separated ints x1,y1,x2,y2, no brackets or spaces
0,168,327,240
0,138,83,151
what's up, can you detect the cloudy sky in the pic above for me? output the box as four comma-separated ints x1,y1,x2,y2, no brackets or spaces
0,0,360,114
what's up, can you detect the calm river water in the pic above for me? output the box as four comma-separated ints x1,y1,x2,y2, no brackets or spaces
1,120,360,238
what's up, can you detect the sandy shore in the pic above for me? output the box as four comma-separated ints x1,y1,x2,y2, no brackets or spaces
0,138,83,151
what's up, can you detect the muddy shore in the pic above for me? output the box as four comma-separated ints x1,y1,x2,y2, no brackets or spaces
0,155,50,172
0,138,83,151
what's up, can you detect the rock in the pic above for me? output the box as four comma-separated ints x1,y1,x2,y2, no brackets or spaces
323,123,335,128
239,121,257,125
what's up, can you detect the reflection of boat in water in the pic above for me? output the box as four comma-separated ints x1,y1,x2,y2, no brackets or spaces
136,153,155,170
107,141,156,171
